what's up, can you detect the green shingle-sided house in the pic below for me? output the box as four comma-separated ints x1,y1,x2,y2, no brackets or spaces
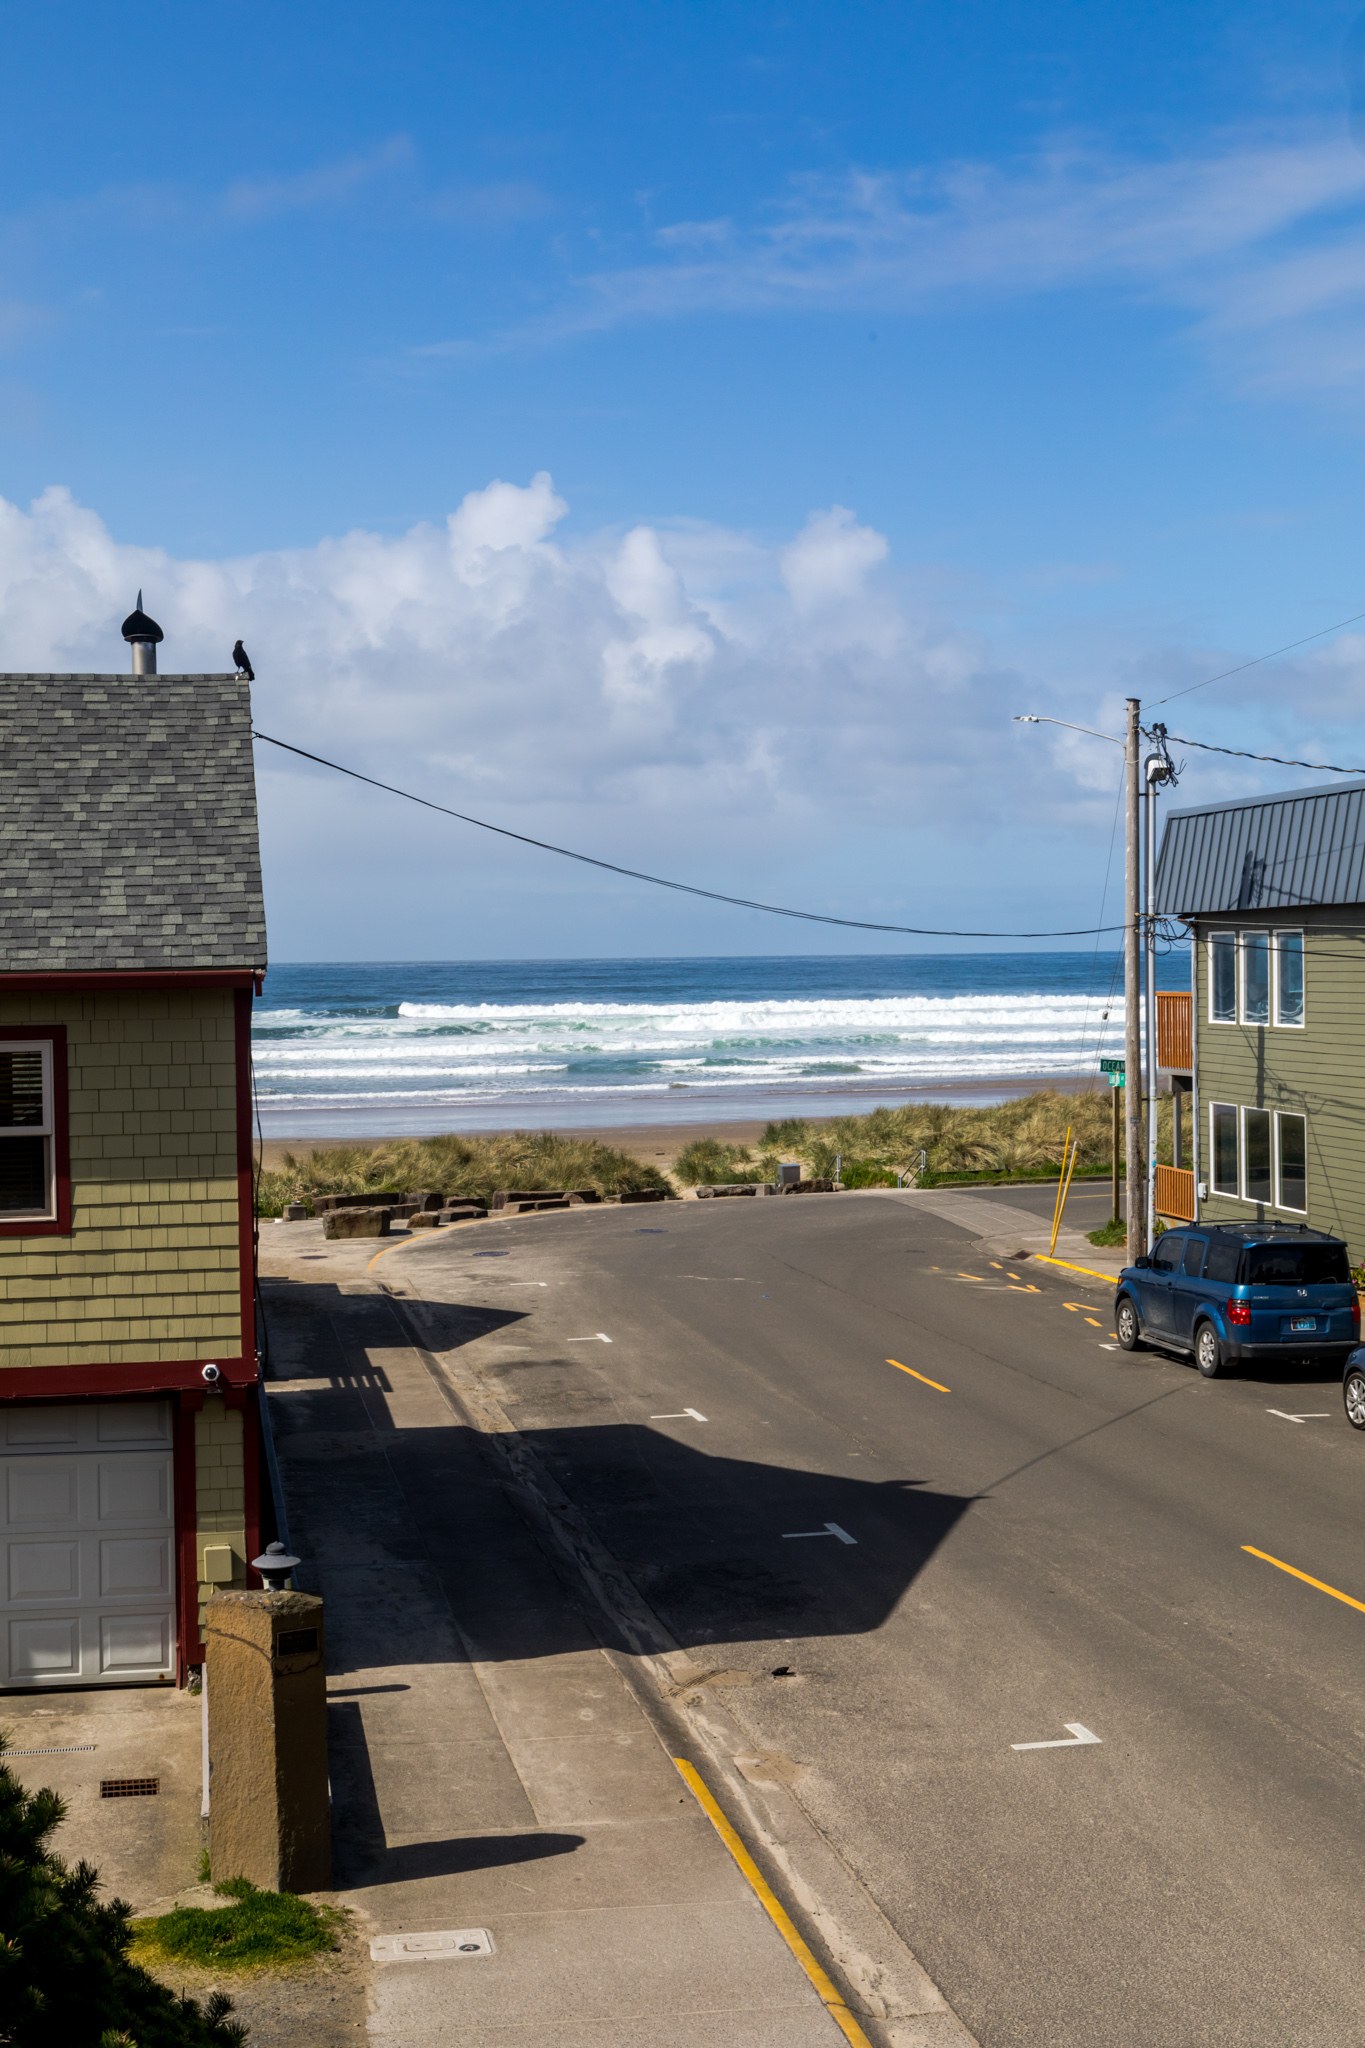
1155,778,1365,1255
0,617,268,1688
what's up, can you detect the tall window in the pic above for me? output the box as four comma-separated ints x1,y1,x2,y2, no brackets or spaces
1274,931,1304,1026
1243,1108,1272,1202
1242,933,1270,1025
1211,1104,1239,1195
0,1043,53,1219
1277,1112,1307,1211
1210,932,1236,1021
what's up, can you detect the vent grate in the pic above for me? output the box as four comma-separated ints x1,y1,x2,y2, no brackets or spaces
100,1777,159,1799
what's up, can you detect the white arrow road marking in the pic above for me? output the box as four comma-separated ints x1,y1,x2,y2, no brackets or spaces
566,1332,613,1343
1012,1723,1101,1752
651,1409,708,1422
1267,1409,1332,1423
783,1522,856,1545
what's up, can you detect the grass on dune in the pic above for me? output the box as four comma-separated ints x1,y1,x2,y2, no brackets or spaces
718,1089,1170,1186
256,1131,673,1217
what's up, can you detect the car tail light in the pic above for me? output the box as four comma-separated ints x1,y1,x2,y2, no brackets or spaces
1227,1298,1252,1326
1353,1297,1361,1332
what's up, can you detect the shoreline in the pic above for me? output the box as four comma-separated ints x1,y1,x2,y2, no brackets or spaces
255,1071,1107,1173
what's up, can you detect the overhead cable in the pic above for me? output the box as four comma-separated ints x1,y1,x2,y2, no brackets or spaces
1166,733,1365,777
251,727,1124,940
1154,606,1365,706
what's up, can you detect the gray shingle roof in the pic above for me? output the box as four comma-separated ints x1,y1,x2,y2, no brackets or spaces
1156,778,1365,918
0,673,266,972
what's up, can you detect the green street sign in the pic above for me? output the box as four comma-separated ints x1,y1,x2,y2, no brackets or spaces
1099,1056,1125,1077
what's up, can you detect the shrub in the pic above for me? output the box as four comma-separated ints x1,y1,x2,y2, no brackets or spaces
838,1161,900,1189
256,1132,672,1217
0,1738,245,2046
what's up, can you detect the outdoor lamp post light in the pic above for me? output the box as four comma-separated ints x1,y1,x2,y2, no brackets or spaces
251,1541,301,1591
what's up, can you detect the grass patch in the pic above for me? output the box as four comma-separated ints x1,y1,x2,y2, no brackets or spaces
257,1131,672,1218
1086,1217,1127,1247
672,1137,766,1186
131,1879,343,1972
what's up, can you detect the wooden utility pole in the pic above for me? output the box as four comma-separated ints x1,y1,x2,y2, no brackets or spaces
1124,697,1145,1263
1111,1082,1121,1225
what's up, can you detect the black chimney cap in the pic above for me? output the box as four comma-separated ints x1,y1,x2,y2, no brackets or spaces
121,590,163,644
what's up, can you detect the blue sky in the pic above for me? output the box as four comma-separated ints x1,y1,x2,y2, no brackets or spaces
4,2,1365,956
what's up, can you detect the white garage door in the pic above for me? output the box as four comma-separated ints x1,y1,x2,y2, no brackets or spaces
0,1401,176,1688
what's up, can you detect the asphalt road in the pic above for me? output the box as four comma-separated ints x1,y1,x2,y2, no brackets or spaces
389,1193,1365,2047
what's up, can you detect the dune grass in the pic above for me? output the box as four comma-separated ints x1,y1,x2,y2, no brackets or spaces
130,1879,343,1972
718,1089,1170,1187
256,1132,672,1217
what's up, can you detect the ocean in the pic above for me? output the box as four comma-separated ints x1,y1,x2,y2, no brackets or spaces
252,952,1190,1137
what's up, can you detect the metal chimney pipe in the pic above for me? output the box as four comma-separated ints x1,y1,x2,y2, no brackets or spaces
120,590,164,676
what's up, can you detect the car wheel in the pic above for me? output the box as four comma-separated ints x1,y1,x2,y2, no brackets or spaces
1195,1322,1222,1378
1344,1367,1365,1431
1115,1297,1142,1351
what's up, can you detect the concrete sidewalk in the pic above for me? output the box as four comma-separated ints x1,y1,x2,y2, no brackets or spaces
260,1256,853,2046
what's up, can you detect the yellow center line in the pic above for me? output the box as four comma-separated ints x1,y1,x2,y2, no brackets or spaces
886,1357,950,1393
1242,1546,1365,1617
672,1758,873,2047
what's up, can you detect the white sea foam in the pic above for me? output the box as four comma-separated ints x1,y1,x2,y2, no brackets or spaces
253,986,1121,1111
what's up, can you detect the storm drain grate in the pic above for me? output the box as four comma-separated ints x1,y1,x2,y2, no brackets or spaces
100,1777,159,1799
8,1744,97,1757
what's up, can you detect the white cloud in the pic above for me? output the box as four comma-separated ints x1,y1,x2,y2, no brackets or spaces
7,472,1363,953
454,129,1365,397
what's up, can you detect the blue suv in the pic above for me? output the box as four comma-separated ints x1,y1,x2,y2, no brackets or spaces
1115,1224,1359,1378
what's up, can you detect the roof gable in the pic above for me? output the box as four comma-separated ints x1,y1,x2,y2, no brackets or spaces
0,673,267,972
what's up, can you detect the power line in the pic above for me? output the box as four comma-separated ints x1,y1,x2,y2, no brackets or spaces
251,727,1125,940
1168,732,1365,777
1154,606,1365,706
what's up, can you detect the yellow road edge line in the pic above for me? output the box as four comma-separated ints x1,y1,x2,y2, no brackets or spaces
671,1757,873,2047
1031,1254,1118,1285
1242,1546,1365,1617
886,1357,950,1393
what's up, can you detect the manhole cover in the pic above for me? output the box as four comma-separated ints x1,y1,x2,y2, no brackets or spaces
371,1928,495,1962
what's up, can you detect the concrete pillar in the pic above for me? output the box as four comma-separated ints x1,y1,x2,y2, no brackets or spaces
204,1590,331,1892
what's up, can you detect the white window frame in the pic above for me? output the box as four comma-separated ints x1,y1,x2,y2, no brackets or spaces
1275,1110,1308,1213
1208,931,1237,1024
1240,931,1271,1028
1209,1101,1240,1197
0,1039,55,1221
1273,929,1305,1029
1241,1104,1273,1206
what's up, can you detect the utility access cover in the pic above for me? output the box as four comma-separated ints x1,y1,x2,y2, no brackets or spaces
371,1929,495,1963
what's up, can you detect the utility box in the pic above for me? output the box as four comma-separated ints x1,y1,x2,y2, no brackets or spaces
203,1590,331,1893
777,1162,802,1188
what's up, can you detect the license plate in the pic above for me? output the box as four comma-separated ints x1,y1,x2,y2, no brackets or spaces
1289,1317,1317,1333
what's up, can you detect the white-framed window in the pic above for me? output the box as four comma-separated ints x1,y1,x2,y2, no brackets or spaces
1210,1102,1239,1195
1276,1111,1308,1212
1207,1099,1310,1211
1209,932,1237,1022
0,1040,54,1220
1273,930,1304,1027
1241,932,1270,1026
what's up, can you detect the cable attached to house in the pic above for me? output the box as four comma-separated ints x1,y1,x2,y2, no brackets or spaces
1165,733,1365,777
251,727,1125,939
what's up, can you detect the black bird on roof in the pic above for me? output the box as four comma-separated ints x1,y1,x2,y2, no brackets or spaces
232,640,254,681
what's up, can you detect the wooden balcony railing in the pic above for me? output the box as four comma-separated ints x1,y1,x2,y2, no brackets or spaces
1157,990,1193,1072
1155,1164,1196,1223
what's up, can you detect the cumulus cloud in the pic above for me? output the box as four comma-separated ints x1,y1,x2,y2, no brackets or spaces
0,475,1045,835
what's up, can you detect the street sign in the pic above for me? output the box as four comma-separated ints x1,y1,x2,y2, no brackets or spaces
1099,1056,1125,1076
